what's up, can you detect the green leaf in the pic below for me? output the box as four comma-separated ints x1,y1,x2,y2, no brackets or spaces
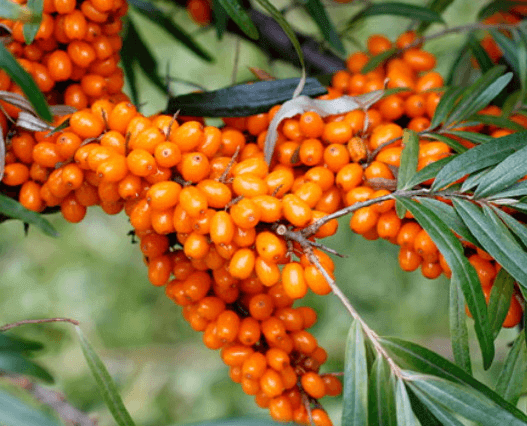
460,168,490,193
379,337,527,422
0,352,53,383
0,333,43,352
396,197,494,369
421,133,467,153
165,77,326,117
23,0,43,45
489,30,519,74
216,0,258,40
405,156,454,188
341,319,368,426
416,0,454,33
368,357,396,426
429,86,464,130
467,113,525,132
491,206,527,247
449,275,472,374
431,131,527,191
0,43,51,122
252,0,304,71
474,144,527,198
397,130,419,191
445,68,512,128
406,387,442,426
453,200,527,289
0,194,58,237
487,268,515,338
407,382,465,426
408,373,527,425
129,0,212,61
416,198,477,246
75,326,136,426
445,43,469,86
212,0,228,39
0,388,62,426
395,378,420,425
495,333,527,405
361,48,398,74
467,33,493,74
478,0,523,20
0,1,27,19
303,0,344,54
446,130,492,144
120,24,139,105
515,28,527,107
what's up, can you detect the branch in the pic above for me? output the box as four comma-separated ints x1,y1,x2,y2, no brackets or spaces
0,318,79,332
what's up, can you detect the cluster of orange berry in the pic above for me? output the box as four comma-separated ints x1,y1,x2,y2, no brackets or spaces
0,0,128,116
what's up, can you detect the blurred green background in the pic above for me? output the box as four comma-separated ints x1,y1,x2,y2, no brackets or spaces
0,0,524,425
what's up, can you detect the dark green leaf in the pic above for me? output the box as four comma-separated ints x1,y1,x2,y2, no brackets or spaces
368,357,396,426
467,33,494,74
474,144,527,198
453,200,527,289
216,0,257,40
341,319,368,426
431,131,527,191
76,326,136,426
0,333,43,352
495,333,527,405
407,382,465,426
501,91,521,117
0,194,58,237
408,373,527,425
361,48,398,74
120,24,139,105
397,129,419,191
446,43,469,86
165,77,326,117
212,0,228,39
446,130,492,144
396,197,494,368
487,268,515,338
421,133,467,153
304,0,344,54
515,28,527,106
460,168,490,193
0,43,51,121
406,387,442,426
478,0,523,20
129,0,212,61
449,275,472,374
416,0,454,33
467,113,525,131
0,352,53,383
395,378,419,425
445,68,512,128
23,0,43,45
405,156,454,188
430,86,464,129
379,337,527,422
0,388,62,426
491,206,527,247
489,30,519,74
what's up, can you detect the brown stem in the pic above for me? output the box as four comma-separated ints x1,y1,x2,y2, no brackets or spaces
0,318,79,332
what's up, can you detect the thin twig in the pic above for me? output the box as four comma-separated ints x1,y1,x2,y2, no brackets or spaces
0,318,79,332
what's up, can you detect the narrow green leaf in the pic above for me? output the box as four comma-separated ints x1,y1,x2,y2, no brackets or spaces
0,352,53,383
416,0,454,33
396,197,494,369
368,357,396,426
406,387,442,426
395,378,420,426
491,206,527,247
379,337,527,422
407,382,465,426
0,1,27,19
0,388,62,426
460,168,490,193
0,333,43,352
467,33,493,73
501,91,521,117
409,373,527,425
449,275,472,374
474,144,527,198
129,0,213,61
212,0,228,39
431,131,527,191
341,319,368,426
395,200,407,220
421,133,467,153
361,48,398,74
478,0,523,20
304,0,344,54
495,333,527,405
487,268,515,338
216,0,258,40
397,130,419,191
252,0,304,70
0,43,51,121
515,28,527,107
23,0,43,45
446,43,469,86
445,70,512,128
453,199,527,289
430,86,464,129
417,198,477,246
120,24,139,105
165,77,326,117
446,130,492,144
0,194,58,237
75,326,136,426
405,156,454,189
468,113,525,132
490,30,519,74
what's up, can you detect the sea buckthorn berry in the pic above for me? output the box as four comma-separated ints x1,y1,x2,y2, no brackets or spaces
197,180,232,209
365,161,394,181
249,293,274,321
220,128,246,156
277,141,301,166
322,374,342,396
347,51,369,73
232,174,267,198
301,372,326,399
232,157,268,178
396,222,422,247
269,396,293,423
369,189,395,213
266,348,290,371
299,111,324,138
421,261,443,279
187,0,212,25
146,181,181,210
292,330,318,354
468,254,496,288
33,142,62,168
260,369,285,398
282,194,312,227
232,226,256,247
323,144,350,172
147,254,173,286
312,408,333,426
414,229,438,262
304,265,332,295
179,152,210,183
60,193,87,223
297,306,317,329
47,50,73,81
267,283,294,310
221,345,253,366
294,181,323,209
241,377,260,395
376,146,403,167
228,248,255,279
140,233,169,259
254,257,281,287
336,163,363,192
396,31,419,49
416,71,444,93
350,206,379,235
369,123,404,151
11,132,36,164
19,181,43,212
299,138,323,166
238,317,261,346
265,168,294,197
255,232,287,263
331,70,350,92
2,163,29,186
203,322,223,350
503,295,523,328
282,262,308,299
367,34,392,55
377,210,402,240
196,296,225,321
398,246,422,271
216,310,241,343
403,49,437,72
246,113,269,136
230,198,261,229
322,121,352,144
60,163,84,190
183,232,210,259
251,195,281,223
70,110,105,140
177,186,206,217
242,352,267,380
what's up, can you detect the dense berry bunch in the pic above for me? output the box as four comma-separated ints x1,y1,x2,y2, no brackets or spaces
0,0,128,116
